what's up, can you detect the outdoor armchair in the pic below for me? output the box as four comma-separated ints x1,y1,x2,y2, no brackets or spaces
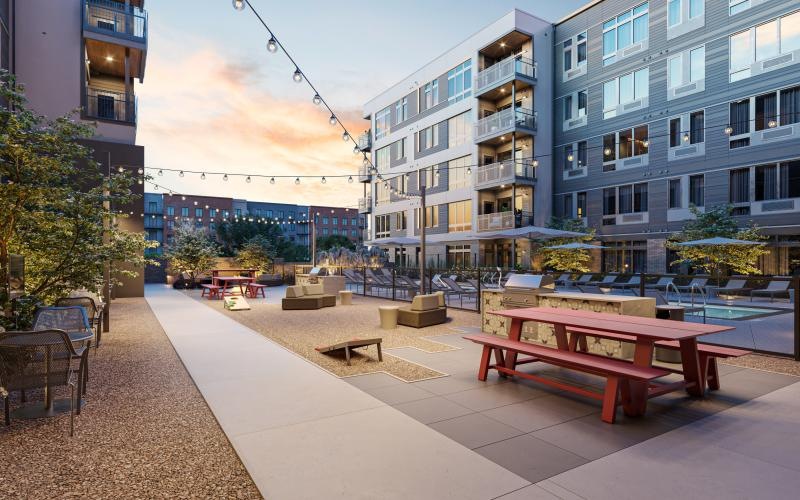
32,306,92,400
675,278,708,293
397,292,447,328
56,296,103,347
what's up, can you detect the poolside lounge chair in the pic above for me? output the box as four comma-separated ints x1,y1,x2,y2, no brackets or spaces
645,277,674,291
675,277,708,293
397,292,447,328
440,277,478,307
553,273,571,286
709,279,752,298
608,275,640,290
586,275,618,287
750,281,791,302
567,274,593,287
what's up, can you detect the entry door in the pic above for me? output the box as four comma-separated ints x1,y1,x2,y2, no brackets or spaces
482,201,494,215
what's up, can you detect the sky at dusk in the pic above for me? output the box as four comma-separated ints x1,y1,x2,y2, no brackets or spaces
138,0,587,206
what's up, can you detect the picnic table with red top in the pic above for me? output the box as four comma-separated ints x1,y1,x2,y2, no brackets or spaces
213,276,255,298
474,307,737,420
210,269,257,280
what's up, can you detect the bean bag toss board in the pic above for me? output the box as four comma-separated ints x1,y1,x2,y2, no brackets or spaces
315,338,383,366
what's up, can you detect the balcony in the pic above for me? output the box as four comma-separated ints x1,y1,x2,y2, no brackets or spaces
358,164,371,183
475,56,536,98
144,215,163,229
84,0,147,46
358,196,372,214
474,107,537,144
476,211,534,232
85,87,136,124
357,131,372,152
362,229,372,241
474,160,536,190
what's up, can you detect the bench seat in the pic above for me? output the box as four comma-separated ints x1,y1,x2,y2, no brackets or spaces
200,284,221,299
463,334,670,423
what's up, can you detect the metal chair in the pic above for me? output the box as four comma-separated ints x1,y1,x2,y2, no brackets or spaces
32,307,92,403
56,296,103,347
0,329,79,435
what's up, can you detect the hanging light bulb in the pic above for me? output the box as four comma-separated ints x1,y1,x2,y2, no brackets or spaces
270,177,275,184
682,133,690,142
567,153,574,162
642,139,649,147
153,184,158,190
293,69,303,83
137,179,143,185
201,172,206,180
295,177,300,184
384,182,389,190
223,174,228,181
724,126,733,135
118,166,124,173
179,170,184,177
348,176,353,183
329,115,337,126
137,167,143,175
245,176,252,183
467,166,472,175
604,147,612,156
353,145,360,155
267,37,278,53
158,169,163,176
232,0,245,10
181,195,186,200
312,94,322,105
321,177,326,184
532,159,539,168
342,132,350,142
768,119,777,128
362,156,369,167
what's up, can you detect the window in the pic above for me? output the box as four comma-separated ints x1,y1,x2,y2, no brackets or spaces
563,144,574,171
222,210,229,218
729,0,749,15
422,79,439,109
351,230,358,237
235,208,242,217
417,124,440,152
321,216,329,225
446,245,471,268
729,168,750,204
342,218,348,226
668,0,680,27
604,184,648,215
448,200,472,232
375,145,390,171
395,211,407,231
322,228,329,236
669,0,704,27
689,175,705,206
209,209,217,218
375,106,391,140
602,2,649,66
352,217,358,225
167,206,175,216
603,68,649,118
755,161,800,201
148,201,157,213
392,138,406,161
447,60,472,103
780,86,800,126
669,178,682,208
195,208,203,218
395,97,408,124
563,194,573,218
729,12,800,81
603,188,617,216
418,166,439,189
332,228,338,236
181,207,189,217
690,110,704,143
375,215,390,238
415,205,439,228
332,217,338,225
577,141,587,168
730,99,751,137
603,125,648,169
448,112,470,147
563,32,587,73
577,192,587,219
669,117,681,147
563,90,587,127
448,156,470,190
671,111,704,147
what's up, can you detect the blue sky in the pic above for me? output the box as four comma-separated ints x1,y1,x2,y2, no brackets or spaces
139,0,587,205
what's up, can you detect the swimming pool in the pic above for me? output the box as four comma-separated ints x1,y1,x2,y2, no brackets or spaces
668,303,788,321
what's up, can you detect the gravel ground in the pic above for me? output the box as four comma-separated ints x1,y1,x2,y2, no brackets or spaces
189,291,483,381
723,354,800,376
0,298,261,499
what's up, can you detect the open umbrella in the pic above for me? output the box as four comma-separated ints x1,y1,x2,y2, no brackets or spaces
544,242,607,250
474,225,585,240
675,237,763,246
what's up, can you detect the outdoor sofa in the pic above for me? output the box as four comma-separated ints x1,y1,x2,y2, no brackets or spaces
281,284,336,310
397,292,447,328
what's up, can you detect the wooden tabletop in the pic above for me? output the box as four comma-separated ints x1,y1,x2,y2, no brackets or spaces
490,307,734,341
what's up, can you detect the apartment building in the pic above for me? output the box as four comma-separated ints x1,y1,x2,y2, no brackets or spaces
309,206,365,245
6,0,148,296
360,10,554,268
553,0,800,275
246,201,309,245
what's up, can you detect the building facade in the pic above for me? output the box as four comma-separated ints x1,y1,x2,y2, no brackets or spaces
309,206,365,245
7,0,149,296
246,201,309,244
553,0,800,275
360,10,554,269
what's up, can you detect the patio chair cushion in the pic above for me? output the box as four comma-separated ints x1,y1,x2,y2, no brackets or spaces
411,294,440,311
434,291,445,307
285,285,305,298
303,284,325,296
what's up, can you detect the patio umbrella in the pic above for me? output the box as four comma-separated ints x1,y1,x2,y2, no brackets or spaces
544,242,607,250
475,225,585,240
675,237,764,246
369,236,421,246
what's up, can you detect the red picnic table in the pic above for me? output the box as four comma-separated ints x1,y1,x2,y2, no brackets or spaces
488,307,736,418
213,276,255,298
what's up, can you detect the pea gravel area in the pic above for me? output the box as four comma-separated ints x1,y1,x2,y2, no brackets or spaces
722,354,800,376
0,297,261,500
188,290,483,381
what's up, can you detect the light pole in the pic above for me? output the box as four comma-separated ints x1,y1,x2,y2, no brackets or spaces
311,211,319,266
419,173,426,295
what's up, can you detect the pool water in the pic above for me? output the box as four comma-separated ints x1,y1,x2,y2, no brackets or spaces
668,303,785,320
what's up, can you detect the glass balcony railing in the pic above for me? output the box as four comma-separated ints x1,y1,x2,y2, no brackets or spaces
474,107,537,142
357,131,372,151
358,164,371,183
475,56,537,94
84,0,147,42
476,211,534,232
358,196,372,214
85,87,136,124
474,160,536,188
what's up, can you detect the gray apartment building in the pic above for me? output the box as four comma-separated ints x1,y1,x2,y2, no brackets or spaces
361,1,800,275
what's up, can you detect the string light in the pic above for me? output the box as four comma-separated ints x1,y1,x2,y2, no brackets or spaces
312,94,322,105
246,176,252,183
321,176,326,184
232,0,245,11
223,174,228,181
292,69,303,83
201,172,206,180
118,166,124,173
768,119,777,128
342,132,350,142
329,115,337,126
567,153,574,162
348,176,353,183
724,126,733,135
267,37,278,53
179,171,184,177
137,167,143,174
295,177,300,184
682,133,690,142
158,169,163,176
270,177,275,184
532,159,539,168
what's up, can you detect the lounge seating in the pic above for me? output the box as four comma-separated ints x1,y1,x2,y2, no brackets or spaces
608,276,641,290
281,284,336,310
397,292,447,328
751,281,791,302
585,275,618,287
440,277,477,307
553,273,572,286
709,279,752,298
256,273,283,287
675,277,708,293
567,274,593,287
645,277,674,291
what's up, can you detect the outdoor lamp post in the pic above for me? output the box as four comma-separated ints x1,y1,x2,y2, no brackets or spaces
419,173,426,295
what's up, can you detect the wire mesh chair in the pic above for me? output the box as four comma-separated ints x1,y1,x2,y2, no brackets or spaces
32,307,92,404
0,329,79,435
56,296,103,347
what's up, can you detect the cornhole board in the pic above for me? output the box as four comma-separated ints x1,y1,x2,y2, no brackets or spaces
223,295,251,311
315,338,383,366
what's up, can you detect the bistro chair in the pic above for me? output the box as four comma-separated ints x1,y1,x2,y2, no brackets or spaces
56,296,103,347
32,307,92,402
0,329,79,435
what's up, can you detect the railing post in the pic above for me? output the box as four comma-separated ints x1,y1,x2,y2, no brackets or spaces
392,268,396,302
794,276,799,361
362,266,367,296
639,271,646,297
477,271,481,313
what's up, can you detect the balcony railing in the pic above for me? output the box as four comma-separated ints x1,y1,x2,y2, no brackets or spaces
144,216,163,229
476,211,534,232
84,0,147,42
475,56,537,94
85,87,136,123
357,131,372,151
474,107,537,142
358,196,372,214
358,164,371,182
362,229,372,241
474,160,536,189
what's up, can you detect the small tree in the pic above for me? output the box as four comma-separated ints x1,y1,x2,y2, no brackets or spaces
316,235,355,251
667,205,767,279
537,217,596,273
165,224,219,286
236,235,275,273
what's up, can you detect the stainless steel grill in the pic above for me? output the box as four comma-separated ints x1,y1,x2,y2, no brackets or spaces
501,274,555,308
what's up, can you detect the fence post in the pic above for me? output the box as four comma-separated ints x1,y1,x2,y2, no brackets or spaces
392,268,396,302
794,277,799,361
639,271,646,297
477,271,481,313
362,266,367,297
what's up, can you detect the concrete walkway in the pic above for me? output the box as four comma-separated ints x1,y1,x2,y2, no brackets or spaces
144,285,534,499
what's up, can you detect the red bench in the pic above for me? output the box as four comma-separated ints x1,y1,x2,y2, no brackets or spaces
566,327,750,391
463,334,670,424
200,284,221,299
246,283,267,298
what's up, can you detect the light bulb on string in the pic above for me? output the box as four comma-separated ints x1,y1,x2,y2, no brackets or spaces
267,37,278,53
293,69,303,83
312,94,322,105
295,177,300,185
246,176,252,183
232,0,245,10
348,176,353,183
201,172,206,180
353,146,359,154
342,132,350,142
158,169,163,176
467,166,472,175
329,115,337,126
567,153,574,162
137,179,143,185
724,126,733,135
118,166,124,173
137,167,143,174
179,171,184,177
270,177,275,184
181,196,186,200
362,157,369,168
223,174,228,181
683,133,690,142
321,177,326,184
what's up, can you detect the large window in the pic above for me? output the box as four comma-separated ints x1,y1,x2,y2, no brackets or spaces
668,0,703,28
603,125,648,170
729,168,750,204
447,59,472,103
448,156,470,190
415,205,439,228
417,166,439,189
448,111,470,147
602,2,649,66
577,192,587,219
446,245,471,268
670,110,704,147
422,79,439,109
669,178,682,209
448,200,472,232
729,11,800,82
690,174,705,206
395,211,407,231
375,214,390,238
755,161,800,201
604,183,648,216
417,123,440,152
729,85,800,148
395,97,408,124
668,46,704,90
375,145,390,171
375,106,391,140
564,90,587,122
563,32,587,72
392,138,406,162
603,67,649,118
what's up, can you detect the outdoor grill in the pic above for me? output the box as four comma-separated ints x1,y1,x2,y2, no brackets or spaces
501,274,555,308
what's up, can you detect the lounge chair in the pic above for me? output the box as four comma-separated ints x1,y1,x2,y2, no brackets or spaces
708,279,752,299
750,281,790,302
586,275,618,287
440,277,478,307
397,292,447,328
645,277,674,291
553,273,571,286
608,275,640,290
675,277,708,293
567,274,593,287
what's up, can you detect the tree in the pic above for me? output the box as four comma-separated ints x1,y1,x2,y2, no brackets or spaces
667,205,767,278
236,235,275,272
215,219,308,261
537,217,596,272
0,71,156,308
165,224,219,286
316,234,355,251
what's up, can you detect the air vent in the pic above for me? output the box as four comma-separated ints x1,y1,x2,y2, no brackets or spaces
674,82,697,95
762,200,794,212
762,127,794,140
762,53,793,69
674,146,698,157
621,213,644,223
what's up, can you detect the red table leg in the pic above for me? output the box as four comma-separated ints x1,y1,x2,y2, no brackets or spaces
679,337,704,396
623,338,655,417
552,323,569,350
505,318,523,371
